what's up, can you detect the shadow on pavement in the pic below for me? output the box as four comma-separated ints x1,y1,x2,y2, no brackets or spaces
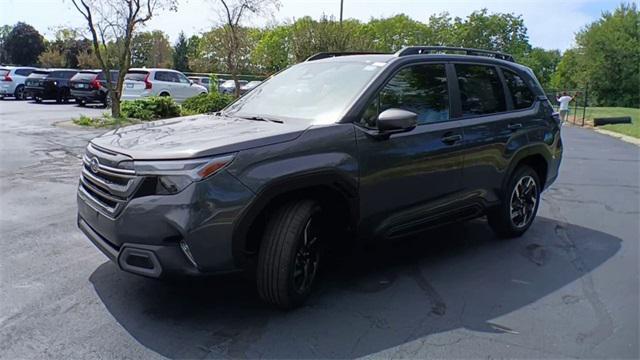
89,217,621,358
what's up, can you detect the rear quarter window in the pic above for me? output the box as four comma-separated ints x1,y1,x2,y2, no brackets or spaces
503,69,536,109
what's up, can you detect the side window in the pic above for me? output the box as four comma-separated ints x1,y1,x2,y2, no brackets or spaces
16,69,34,76
176,73,190,84
359,64,449,128
155,71,170,82
503,69,535,109
456,64,506,116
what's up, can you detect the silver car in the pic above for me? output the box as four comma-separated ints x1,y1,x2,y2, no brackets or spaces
0,66,38,100
122,68,208,103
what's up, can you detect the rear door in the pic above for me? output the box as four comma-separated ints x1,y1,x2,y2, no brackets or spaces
453,63,534,206
355,62,465,239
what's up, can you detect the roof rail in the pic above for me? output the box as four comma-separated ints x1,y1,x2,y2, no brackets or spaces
305,52,385,62
395,46,515,62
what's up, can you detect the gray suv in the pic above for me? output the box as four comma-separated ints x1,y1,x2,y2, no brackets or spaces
77,47,563,308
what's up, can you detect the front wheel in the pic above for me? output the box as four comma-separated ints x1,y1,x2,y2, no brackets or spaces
257,199,323,309
488,165,541,238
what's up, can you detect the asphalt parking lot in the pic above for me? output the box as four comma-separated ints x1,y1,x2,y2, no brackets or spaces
0,99,638,359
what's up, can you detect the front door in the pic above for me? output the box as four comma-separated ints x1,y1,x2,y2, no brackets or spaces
355,63,465,239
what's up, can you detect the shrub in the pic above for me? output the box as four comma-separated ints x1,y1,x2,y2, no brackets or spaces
121,96,181,121
72,114,137,128
181,92,233,116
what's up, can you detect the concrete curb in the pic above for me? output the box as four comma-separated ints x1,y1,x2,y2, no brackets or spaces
593,128,640,146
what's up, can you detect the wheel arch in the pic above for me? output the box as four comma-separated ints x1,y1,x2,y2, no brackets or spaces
503,145,551,194
231,171,359,269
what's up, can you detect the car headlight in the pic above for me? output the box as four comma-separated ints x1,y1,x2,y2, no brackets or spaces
133,154,235,194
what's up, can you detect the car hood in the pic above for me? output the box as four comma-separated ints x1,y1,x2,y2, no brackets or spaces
91,114,310,160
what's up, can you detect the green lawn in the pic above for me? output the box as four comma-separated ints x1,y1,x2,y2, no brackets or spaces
565,106,640,139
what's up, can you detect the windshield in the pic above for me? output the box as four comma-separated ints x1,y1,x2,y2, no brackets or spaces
225,61,384,123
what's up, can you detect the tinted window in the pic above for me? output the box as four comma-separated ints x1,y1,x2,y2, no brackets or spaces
456,64,506,116
15,68,35,76
360,64,449,127
503,69,535,109
73,72,99,81
125,71,149,81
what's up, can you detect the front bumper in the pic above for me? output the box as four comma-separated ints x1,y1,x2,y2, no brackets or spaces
77,169,255,278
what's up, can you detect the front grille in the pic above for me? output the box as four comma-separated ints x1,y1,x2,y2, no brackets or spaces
79,144,143,218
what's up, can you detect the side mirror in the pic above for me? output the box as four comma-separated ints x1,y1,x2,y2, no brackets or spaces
189,80,194,85
377,108,417,132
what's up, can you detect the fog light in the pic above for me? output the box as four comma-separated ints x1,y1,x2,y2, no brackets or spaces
179,240,198,268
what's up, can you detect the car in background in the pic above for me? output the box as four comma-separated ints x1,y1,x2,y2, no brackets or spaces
25,69,78,103
188,76,213,92
70,70,119,107
219,79,248,94
122,68,207,103
240,80,262,94
0,66,38,100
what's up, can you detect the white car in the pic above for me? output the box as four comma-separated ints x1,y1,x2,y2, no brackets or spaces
121,68,208,103
0,66,38,100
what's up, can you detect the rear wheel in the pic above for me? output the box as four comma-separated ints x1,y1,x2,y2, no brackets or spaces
257,199,323,309
78,99,86,107
488,165,541,238
159,92,170,97
14,85,25,100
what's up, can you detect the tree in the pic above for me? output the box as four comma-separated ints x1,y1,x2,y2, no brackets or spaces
519,48,561,89
364,14,430,52
0,25,13,64
550,49,584,91
4,22,45,65
76,49,101,68
71,0,177,119
38,48,66,67
252,25,291,73
173,31,189,72
576,3,639,107
131,30,173,68
211,0,280,96
47,28,93,68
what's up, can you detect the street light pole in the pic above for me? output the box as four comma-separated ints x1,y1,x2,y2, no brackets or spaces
340,0,344,24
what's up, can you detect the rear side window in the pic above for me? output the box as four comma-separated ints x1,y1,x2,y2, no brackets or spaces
15,68,35,76
155,71,177,82
125,71,149,81
503,69,535,109
360,63,450,127
455,64,506,116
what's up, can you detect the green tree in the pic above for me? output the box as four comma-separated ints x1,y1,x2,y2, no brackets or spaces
550,49,584,90
0,25,13,64
364,14,430,52
252,25,291,73
519,48,561,89
38,48,66,67
576,3,639,107
5,22,45,65
131,30,174,68
173,31,190,72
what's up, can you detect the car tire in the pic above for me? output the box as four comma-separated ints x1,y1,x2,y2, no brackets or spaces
78,100,86,107
257,199,323,309
488,165,541,239
35,97,42,103
14,85,25,100
159,92,170,97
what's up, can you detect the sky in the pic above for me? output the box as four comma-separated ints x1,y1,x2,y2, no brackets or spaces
0,0,624,51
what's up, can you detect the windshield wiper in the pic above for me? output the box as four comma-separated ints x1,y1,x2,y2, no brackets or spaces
238,115,283,124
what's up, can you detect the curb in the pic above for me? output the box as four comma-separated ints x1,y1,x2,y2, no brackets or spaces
593,128,640,146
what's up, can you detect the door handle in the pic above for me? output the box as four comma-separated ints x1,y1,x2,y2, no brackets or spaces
508,123,523,130
441,133,462,144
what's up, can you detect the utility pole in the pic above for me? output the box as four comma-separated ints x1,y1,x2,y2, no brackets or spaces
340,0,344,24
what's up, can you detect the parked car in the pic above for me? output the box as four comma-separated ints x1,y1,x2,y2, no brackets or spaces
219,79,248,94
188,76,213,92
25,69,78,103
70,70,119,107
121,68,207,103
0,66,38,100
77,46,562,309
240,80,262,94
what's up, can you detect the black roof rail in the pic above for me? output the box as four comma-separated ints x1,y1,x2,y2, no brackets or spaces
305,52,385,61
395,46,515,62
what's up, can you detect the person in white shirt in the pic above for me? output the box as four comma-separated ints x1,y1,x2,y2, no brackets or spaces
556,92,577,124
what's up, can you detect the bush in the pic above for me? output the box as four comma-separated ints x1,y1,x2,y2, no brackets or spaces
121,96,181,121
72,114,138,128
181,92,233,116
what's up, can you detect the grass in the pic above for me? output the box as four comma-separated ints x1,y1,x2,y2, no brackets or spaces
563,106,640,138
72,114,140,128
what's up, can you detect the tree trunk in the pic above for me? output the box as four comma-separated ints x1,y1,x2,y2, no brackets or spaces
111,94,121,125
